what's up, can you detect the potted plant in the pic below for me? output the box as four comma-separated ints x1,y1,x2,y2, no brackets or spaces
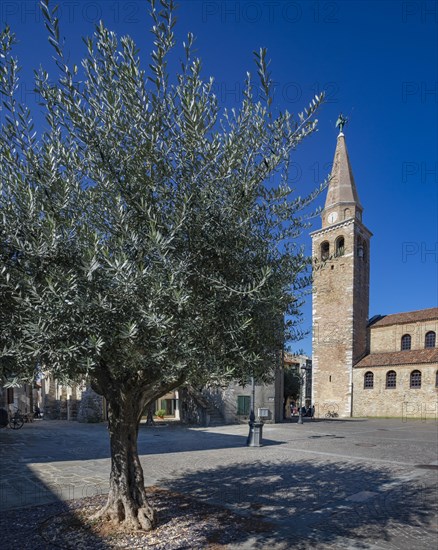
154,409,166,420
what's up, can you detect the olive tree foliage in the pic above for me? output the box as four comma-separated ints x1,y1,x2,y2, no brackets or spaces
0,0,324,530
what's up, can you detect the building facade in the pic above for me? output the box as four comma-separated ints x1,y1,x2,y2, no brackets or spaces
201,367,284,424
0,382,36,416
353,309,437,419
311,129,437,418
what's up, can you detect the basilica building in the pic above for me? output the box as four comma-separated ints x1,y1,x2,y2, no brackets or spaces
311,128,438,419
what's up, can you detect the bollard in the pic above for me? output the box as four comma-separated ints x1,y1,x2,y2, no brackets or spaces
247,420,264,447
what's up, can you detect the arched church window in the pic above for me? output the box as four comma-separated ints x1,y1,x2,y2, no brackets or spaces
401,334,411,350
410,370,421,388
425,331,436,348
364,371,374,389
335,236,345,257
344,208,351,219
386,371,396,389
321,241,330,261
362,242,367,262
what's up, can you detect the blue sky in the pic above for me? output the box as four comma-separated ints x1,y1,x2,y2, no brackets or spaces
2,0,437,355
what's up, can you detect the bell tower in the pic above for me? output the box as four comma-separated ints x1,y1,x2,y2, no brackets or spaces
311,122,372,417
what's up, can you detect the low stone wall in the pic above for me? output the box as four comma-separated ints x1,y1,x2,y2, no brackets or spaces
68,397,79,421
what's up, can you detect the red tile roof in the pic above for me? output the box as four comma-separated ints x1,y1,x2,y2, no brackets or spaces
355,348,438,368
370,308,438,328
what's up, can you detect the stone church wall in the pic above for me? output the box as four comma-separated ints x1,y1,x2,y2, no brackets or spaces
352,364,438,418
370,321,438,353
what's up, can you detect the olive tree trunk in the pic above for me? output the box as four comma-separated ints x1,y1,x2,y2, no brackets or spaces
92,395,156,530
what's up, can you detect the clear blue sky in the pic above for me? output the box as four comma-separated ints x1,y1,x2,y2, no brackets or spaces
2,0,437,355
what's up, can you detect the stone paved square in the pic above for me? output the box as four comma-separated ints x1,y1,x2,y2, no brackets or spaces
0,417,437,549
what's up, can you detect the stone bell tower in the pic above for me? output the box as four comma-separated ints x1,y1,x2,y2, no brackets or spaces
311,121,372,417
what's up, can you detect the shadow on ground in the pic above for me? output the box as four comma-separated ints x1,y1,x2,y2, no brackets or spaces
0,420,282,465
0,424,112,548
161,460,436,548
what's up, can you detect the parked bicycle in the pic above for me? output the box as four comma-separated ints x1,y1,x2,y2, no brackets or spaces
325,410,339,418
0,407,25,429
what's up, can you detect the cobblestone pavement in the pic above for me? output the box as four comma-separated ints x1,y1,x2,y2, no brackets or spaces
1,417,437,549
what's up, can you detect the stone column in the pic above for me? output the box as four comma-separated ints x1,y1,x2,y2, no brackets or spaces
44,377,61,419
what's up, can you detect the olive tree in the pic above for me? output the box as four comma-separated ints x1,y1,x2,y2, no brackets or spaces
0,0,324,531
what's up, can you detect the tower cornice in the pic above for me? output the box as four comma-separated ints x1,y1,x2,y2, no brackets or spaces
310,218,373,239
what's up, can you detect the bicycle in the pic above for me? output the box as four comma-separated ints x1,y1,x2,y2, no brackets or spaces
9,410,25,429
325,410,339,418
0,407,25,429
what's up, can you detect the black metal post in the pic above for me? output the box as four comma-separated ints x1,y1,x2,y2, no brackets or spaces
250,376,255,423
297,369,304,424
247,376,263,446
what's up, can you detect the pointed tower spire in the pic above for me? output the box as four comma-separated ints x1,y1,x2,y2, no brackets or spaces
322,120,363,227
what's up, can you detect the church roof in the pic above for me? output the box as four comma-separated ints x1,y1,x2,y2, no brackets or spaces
369,307,438,328
355,348,438,368
324,133,362,210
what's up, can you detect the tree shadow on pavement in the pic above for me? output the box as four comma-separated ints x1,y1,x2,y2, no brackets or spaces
138,427,283,455
161,459,436,549
0,426,111,549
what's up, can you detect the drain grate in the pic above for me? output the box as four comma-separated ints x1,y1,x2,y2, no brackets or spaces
355,443,376,447
415,464,438,470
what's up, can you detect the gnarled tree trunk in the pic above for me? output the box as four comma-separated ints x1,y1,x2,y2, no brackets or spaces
92,395,156,531
90,368,185,531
